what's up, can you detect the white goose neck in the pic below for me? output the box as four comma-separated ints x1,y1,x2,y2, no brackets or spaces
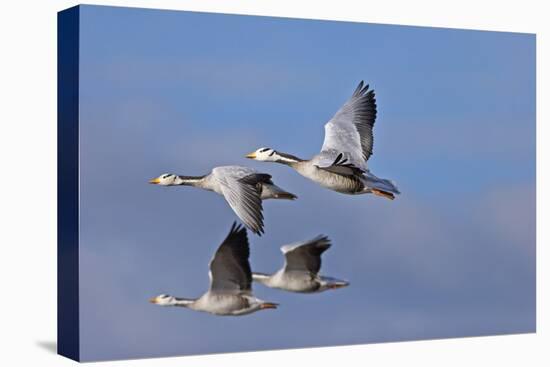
174,175,205,186
273,151,302,165
173,297,196,307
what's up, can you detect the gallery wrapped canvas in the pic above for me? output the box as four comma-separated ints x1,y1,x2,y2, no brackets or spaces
58,4,536,362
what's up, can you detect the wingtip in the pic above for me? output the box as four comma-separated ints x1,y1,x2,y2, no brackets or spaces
315,234,331,245
230,221,242,232
228,221,248,240
313,235,332,252
251,225,264,237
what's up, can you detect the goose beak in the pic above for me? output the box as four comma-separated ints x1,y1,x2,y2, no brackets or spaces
149,177,161,184
245,152,256,159
149,296,159,304
328,282,350,290
260,302,278,310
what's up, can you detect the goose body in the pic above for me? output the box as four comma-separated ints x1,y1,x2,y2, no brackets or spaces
291,161,364,194
149,165,296,235
252,235,349,293
246,81,400,199
149,223,278,316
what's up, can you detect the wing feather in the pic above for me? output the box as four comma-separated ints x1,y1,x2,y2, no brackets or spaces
216,172,267,235
282,235,331,274
320,81,377,167
209,223,252,293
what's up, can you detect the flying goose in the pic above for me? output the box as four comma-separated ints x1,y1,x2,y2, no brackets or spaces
149,165,296,235
246,81,400,199
149,223,278,316
252,235,349,293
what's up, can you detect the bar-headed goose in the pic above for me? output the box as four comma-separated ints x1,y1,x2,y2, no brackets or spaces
252,235,349,293
149,223,278,316
149,165,296,235
246,81,400,199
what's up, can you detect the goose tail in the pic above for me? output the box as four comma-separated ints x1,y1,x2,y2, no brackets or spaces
261,184,298,200
361,172,400,200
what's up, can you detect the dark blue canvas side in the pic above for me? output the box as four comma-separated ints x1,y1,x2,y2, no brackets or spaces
57,5,80,362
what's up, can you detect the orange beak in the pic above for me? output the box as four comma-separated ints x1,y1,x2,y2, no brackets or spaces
328,283,349,290
149,177,161,184
260,302,278,309
149,297,159,304
245,151,257,159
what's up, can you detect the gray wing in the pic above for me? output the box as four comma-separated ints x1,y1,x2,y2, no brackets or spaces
215,170,270,235
318,81,377,170
209,222,252,293
281,235,331,275
313,151,366,176
214,165,257,178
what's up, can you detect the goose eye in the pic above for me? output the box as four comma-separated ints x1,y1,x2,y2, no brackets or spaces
260,148,269,153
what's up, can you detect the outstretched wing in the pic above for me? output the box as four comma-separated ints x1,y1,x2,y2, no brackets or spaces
319,81,377,170
313,151,366,176
209,223,252,293
282,235,331,275
215,169,269,235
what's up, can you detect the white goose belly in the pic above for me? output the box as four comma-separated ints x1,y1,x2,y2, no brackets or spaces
293,163,364,194
270,271,320,293
193,293,253,315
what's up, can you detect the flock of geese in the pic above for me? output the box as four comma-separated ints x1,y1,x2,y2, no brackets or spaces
148,81,399,316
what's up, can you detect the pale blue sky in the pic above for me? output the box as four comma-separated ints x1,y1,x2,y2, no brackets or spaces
77,5,535,361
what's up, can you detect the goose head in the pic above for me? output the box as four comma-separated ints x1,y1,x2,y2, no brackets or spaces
149,173,177,186
149,294,176,306
245,147,278,162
